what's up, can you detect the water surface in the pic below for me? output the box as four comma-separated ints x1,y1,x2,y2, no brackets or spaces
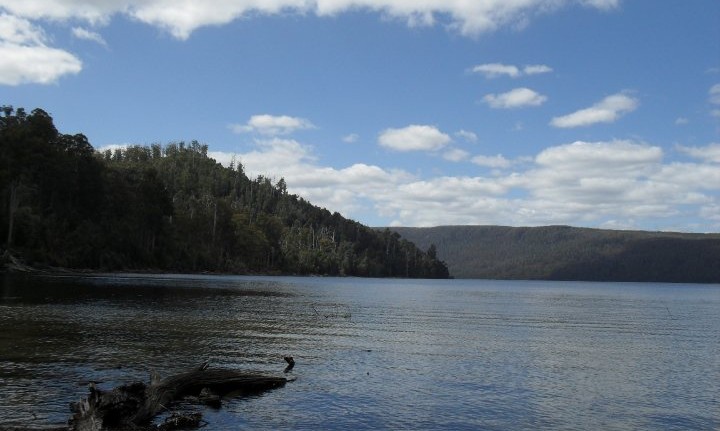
1,274,718,430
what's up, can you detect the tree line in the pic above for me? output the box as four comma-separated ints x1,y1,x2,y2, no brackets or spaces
392,225,720,283
0,106,449,278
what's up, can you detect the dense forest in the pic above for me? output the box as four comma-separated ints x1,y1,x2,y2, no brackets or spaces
0,106,449,278
392,225,720,283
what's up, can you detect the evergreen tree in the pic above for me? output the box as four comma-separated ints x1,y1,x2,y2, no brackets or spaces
1,106,450,278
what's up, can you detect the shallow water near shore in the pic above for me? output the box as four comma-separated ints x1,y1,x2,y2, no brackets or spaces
1,274,718,430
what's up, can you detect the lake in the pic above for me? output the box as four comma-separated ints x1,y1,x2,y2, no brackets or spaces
1,274,718,430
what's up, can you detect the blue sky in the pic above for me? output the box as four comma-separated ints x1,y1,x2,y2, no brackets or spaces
2,0,719,231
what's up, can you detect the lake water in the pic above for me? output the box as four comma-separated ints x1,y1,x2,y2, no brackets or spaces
0,274,718,430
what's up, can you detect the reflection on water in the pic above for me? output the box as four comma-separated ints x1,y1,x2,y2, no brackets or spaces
1,274,719,430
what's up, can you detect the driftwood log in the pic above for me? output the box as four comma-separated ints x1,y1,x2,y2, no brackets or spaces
68,362,291,431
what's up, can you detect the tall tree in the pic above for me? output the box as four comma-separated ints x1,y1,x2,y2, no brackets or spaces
1,107,450,278
1,107,58,248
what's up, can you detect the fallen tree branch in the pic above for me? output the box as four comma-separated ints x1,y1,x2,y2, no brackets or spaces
68,363,290,431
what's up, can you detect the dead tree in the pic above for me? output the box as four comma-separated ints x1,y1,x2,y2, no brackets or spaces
68,364,290,431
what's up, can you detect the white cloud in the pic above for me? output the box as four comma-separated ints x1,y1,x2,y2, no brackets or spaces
471,63,520,78
0,0,621,40
472,63,553,78
342,133,359,143
0,12,44,45
534,140,662,173
710,84,720,105
700,204,720,222
378,125,451,152
523,64,553,75
218,137,413,217
0,13,82,85
455,130,478,143
129,0,313,40
443,148,470,162
675,117,689,125
709,84,720,118
471,154,512,168
517,141,697,222
319,1,618,37
71,27,107,46
482,87,547,109
96,143,130,153
231,114,315,136
677,143,720,163
209,137,718,230
580,0,620,10
0,1,615,85
0,1,115,24
599,219,640,231
550,93,639,128
516,141,718,226
243,137,317,167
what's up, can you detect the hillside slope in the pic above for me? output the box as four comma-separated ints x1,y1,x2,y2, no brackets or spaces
391,225,720,283
1,106,449,278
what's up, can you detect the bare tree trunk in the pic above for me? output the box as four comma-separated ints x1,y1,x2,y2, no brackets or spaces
212,201,217,243
69,365,289,431
7,180,19,247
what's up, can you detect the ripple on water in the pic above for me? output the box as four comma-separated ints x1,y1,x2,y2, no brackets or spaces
1,275,719,430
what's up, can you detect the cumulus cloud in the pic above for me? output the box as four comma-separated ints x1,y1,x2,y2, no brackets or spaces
233,138,317,173
455,130,478,143
0,0,622,40
0,13,44,45
482,87,547,109
518,141,691,223
523,64,553,75
71,27,107,46
534,140,662,173
342,133,359,143
471,63,553,78
471,154,512,168
443,148,470,162
677,143,720,163
550,93,639,128
581,0,620,10
96,143,130,153
710,84,720,117
471,63,521,78
378,125,451,152
0,13,82,85
520,142,672,223
709,83,720,103
0,1,616,85
700,204,720,222
381,137,705,227
222,137,413,216
209,137,718,230
230,114,315,136
128,0,312,40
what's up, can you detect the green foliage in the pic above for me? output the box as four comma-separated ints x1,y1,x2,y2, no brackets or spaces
1,107,105,265
0,106,449,278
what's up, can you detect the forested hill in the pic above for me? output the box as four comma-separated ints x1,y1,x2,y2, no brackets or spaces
390,225,720,283
0,106,448,278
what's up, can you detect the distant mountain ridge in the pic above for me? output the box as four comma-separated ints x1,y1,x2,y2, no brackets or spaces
390,225,720,283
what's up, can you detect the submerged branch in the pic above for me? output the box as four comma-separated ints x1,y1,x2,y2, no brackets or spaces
68,362,291,431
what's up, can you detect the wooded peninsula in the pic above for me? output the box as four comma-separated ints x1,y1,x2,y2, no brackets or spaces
0,106,449,278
